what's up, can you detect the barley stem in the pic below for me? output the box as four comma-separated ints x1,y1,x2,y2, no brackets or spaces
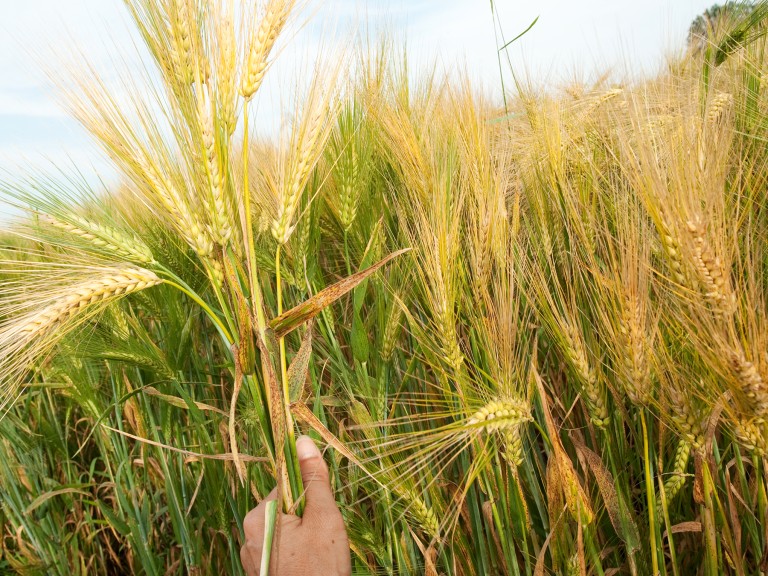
236,104,284,480
656,472,681,576
701,459,719,576
275,243,303,514
241,105,267,333
640,410,660,576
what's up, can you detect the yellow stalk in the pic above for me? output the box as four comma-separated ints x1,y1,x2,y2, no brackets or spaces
239,101,282,480
241,104,267,334
275,243,303,513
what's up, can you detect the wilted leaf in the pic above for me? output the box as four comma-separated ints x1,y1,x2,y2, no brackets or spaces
533,366,593,526
144,387,227,416
27,486,93,515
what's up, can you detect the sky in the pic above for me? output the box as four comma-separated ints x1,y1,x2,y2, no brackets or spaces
0,0,716,217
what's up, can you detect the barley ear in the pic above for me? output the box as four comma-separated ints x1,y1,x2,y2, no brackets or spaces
241,0,295,99
39,213,154,264
656,439,692,516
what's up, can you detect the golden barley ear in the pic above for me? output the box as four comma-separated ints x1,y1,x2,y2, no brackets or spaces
37,213,155,264
241,0,297,100
0,267,162,413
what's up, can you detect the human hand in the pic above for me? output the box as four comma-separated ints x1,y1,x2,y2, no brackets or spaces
240,436,351,576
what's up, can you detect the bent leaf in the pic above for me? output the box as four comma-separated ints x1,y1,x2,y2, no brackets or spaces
270,248,410,338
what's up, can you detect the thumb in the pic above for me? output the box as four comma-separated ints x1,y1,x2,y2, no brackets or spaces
296,435,338,525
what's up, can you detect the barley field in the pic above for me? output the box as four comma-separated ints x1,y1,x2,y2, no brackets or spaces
2,1,768,575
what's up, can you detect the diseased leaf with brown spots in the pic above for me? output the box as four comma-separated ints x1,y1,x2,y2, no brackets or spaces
270,248,410,338
669,521,703,534
574,439,640,553
533,366,594,526
288,320,313,403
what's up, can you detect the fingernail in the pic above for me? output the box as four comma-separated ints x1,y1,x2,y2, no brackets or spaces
296,435,321,461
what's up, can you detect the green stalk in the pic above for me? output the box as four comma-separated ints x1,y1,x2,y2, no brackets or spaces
711,441,743,576
656,472,679,576
701,458,718,576
582,525,604,576
161,266,280,474
260,500,279,575
161,277,232,344
757,454,768,562
343,229,352,276
732,448,760,563
491,454,520,575
241,101,302,510
640,411,660,575
203,258,237,331
465,457,491,573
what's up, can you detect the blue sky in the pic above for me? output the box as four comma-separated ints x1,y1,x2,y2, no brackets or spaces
0,0,716,216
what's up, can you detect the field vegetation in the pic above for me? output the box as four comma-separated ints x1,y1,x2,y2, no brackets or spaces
2,1,768,574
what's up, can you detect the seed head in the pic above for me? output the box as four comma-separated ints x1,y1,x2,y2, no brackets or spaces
563,323,610,427
668,385,705,451
656,439,691,515
17,268,162,339
381,304,403,361
706,92,732,125
686,218,734,312
40,213,154,264
734,418,767,456
197,86,232,245
241,0,295,99
272,96,329,245
466,398,532,433
730,350,768,418
617,291,650,404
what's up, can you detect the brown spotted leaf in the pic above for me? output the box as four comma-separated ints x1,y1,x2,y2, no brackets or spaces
290,402,371,474
270,248,410,338
574,439,641,554
532,366,593,526
668,521,702,535
288,321,313,403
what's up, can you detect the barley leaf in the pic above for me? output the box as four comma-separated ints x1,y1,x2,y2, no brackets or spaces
288,321,313,403
270,248,410,338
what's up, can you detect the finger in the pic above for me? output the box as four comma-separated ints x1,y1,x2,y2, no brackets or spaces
243,488,278,541
296,435,339,526
240,541,260,576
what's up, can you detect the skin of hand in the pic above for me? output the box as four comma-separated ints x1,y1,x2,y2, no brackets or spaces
240,436,352,576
